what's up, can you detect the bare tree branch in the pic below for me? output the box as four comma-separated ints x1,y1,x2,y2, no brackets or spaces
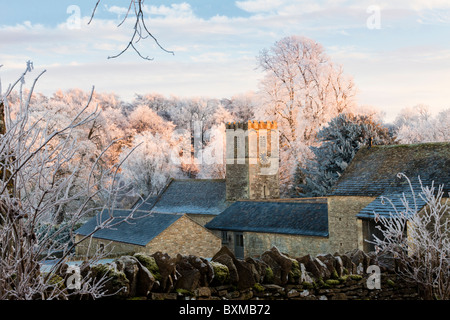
89,0,174,60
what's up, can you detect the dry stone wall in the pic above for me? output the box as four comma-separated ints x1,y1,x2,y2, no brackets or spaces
66,246,419,300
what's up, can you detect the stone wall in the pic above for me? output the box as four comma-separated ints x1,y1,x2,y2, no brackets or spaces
143,215,221,257
74,235,143,257
225,122,249,201
327,196,375,254
186,213,216,227
248,163,280,200
68,246,420,300
210,228,329,259
248,124,279,200
226,163,249,201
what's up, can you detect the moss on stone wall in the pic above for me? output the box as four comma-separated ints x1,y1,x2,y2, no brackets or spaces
210,261,230,286
133,253,161,281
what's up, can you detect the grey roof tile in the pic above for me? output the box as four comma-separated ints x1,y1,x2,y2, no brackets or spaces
205,200,328,237
131,196,159,211
150,179,231,215
75,209,183,246
357,192,428,219
330,142,450,197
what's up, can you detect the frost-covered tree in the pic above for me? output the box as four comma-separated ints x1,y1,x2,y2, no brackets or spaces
132,93,172,115
294,112,395,197
256,35,356,195
6,88,125,223
0,63,136,299
127,104,175,139
222,92,258,122
394,105,450,144
118,131,183,197
197,123,227,179
166,97,220,140
118,103,188,197
371,174,450,300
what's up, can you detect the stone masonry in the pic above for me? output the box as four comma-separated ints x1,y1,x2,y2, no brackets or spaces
70,246,420,300
327,196,376,254
225,121,280,201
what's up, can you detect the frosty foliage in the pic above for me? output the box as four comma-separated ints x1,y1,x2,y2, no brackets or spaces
121,92,248,183
0,65,138,299
370,174,450,300
294,112,395,197
2,77,262,212
119,131,182,197
394,104,450,144
196,123,227,179
5,87,126,221
256,36,357,195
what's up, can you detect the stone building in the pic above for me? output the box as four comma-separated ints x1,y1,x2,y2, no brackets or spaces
205,198,329,258
75,119,449,259
75,209,221,258
208,135,449,257
206,121,330,258
327,142,450,253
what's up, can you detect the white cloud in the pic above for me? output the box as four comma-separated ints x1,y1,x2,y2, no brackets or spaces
234,0,450,17
190,52,231,63
417,9,450,25
143,2,196,19
235,0,287,13
106,6,129,16
1,0,449,121
405,0,450,11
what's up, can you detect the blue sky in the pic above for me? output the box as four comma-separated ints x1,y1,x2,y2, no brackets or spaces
1,0,450,121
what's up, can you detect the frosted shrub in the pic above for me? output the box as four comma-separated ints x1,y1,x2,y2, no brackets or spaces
371,174,450,300
0,64,135,299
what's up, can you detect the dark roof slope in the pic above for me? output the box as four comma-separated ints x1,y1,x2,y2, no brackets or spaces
357,193,428,219
131,196,158,212
205,200,328,237
150,179,231,215
329,142,450,197
75,209,183,246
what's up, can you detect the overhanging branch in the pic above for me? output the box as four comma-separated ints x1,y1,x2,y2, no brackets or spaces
89,0,174,60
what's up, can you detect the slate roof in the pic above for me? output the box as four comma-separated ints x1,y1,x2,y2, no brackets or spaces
149,179,231,215
329,142,450,197
356,193,428,219
75,209,183,246
205,199,329,237
131,196,158,212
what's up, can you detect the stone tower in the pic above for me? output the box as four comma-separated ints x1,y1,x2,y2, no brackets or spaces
225,121,280,201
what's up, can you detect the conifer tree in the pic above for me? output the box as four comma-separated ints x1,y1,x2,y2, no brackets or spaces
294,113,395,197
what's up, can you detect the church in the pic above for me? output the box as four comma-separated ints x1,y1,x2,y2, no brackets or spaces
75,121,450,259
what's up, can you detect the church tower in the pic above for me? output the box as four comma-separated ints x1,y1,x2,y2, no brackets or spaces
225,121,279,201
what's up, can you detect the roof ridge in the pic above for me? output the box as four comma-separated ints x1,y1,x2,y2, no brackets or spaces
369,141,450,149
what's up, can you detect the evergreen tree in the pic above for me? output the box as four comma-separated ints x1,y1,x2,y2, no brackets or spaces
294,113,395,197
